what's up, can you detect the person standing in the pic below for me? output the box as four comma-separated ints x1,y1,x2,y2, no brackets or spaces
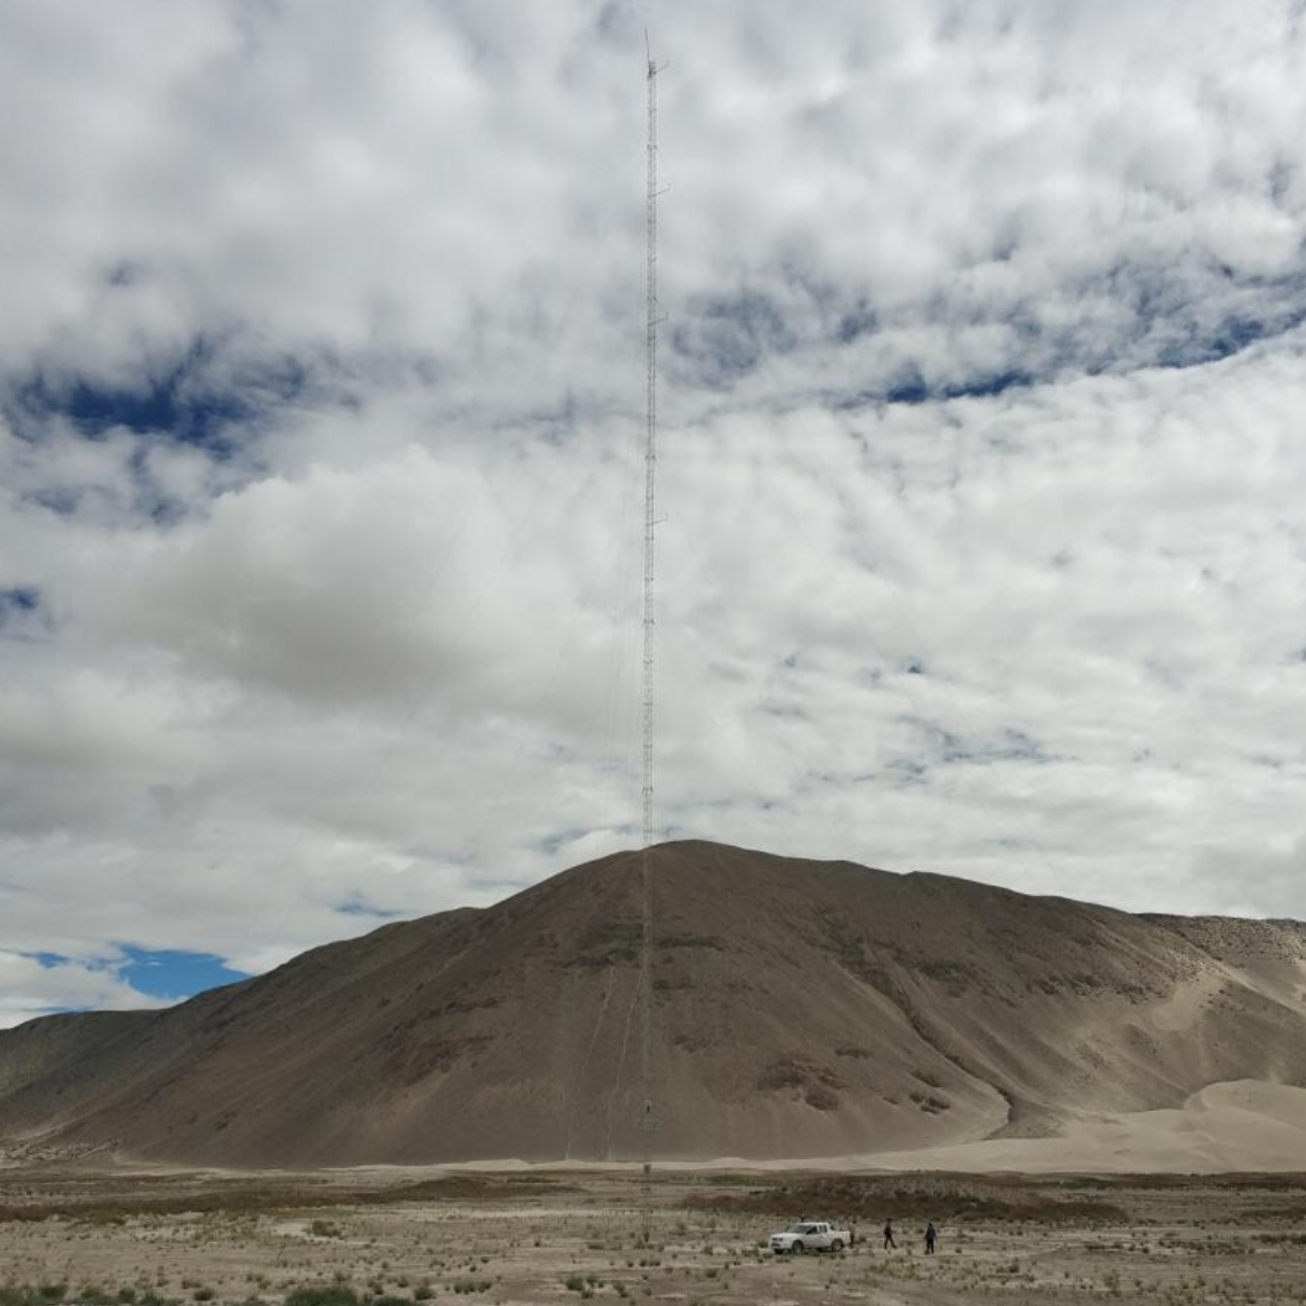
924,1221,937,1255
883,1219,897,1251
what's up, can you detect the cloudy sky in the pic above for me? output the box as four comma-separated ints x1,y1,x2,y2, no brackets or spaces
2,0,1305,1026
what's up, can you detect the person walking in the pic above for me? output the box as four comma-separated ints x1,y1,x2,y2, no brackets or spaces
883,1219,897,1251
924,1221,937,1255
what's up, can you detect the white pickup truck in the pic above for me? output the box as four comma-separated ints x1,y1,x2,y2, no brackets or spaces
768,1221,852,1254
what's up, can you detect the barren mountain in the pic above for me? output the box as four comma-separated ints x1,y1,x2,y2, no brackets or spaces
2,840,1305,1167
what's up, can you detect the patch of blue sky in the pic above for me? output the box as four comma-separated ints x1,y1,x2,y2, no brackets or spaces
0,586,39,619
832,366,1039,412
15,375,240,457
834,263,1306,412
0,586,45,638
334,900,407,919
118,946,248,1000
6,337,312,457
1156,306,1306,370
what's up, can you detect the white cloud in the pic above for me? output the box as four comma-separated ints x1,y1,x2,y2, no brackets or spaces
0,950,171,1030
1,0,1305,1003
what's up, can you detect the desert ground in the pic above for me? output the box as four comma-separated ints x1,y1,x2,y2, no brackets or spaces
3,1164,1306,1306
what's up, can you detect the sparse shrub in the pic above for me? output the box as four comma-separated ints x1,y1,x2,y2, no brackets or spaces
283,1289,360,1306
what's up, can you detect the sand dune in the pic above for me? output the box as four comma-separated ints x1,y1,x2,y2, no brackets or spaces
861,1080,1306,1173
2,841,1304,1169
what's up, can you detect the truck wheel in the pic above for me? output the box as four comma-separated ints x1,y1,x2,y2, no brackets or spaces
831,1239,844,1252
791,1240,804,1255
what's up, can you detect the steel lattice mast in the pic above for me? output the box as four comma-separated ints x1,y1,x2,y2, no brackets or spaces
641,45,661,852
637,35,665,1242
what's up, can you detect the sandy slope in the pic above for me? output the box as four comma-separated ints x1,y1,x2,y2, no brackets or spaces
860,1080,1306,1173
2,840,1305,1169
405,1081,1306,1175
